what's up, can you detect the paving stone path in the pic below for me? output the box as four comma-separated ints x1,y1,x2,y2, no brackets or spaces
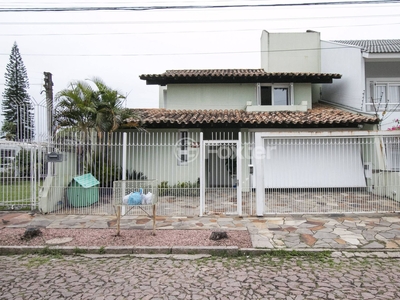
1,254,400,299
4,212,400,251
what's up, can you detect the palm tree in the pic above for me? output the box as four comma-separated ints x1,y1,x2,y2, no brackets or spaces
54,77,140,184
90,77,131,141
54,80,98,173
54,77,137,139
54,80,97,139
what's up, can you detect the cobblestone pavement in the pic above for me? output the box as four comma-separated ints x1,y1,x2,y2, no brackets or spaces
1,254,400,300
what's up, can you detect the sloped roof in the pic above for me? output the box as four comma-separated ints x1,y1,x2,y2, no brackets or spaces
140,69,341,85
124,104,378,128
333,40,400,53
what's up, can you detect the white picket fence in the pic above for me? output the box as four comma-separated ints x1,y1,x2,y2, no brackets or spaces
1,129,400,216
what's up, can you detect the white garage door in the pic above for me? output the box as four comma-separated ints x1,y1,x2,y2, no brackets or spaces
264,138,366,188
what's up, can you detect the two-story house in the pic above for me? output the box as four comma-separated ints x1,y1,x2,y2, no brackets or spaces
39,31,400,216
127,31,377,199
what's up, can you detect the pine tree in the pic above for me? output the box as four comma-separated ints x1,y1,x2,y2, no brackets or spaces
2,42,34,141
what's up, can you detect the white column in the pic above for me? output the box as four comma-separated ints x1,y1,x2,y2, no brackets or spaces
237,133,242,216
255,132,265,216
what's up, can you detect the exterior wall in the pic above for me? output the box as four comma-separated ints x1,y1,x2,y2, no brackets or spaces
321,41,365,109
39,152,77,213
112,129,201,186
164,82,312,111
164,83,256,110
261,30,321,73
159,86,167,108
366,62,400,78
294,83,312,109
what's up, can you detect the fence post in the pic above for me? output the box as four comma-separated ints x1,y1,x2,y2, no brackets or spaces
199,132,204,217
255,132,265,216
121,132,127,215
237,132,242,216
30,146,37,210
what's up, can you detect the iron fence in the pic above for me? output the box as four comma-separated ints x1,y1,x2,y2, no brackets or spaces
1,130,400,216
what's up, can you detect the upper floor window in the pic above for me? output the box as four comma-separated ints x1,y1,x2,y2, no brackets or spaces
257,83,293,106
367,79,400,112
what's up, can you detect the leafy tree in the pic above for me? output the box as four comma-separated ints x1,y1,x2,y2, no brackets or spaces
1,42,34,141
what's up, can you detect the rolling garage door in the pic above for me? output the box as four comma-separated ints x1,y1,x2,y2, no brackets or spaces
264,138,366,188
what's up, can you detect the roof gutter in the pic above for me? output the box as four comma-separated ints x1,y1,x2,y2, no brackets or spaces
319,100,378,118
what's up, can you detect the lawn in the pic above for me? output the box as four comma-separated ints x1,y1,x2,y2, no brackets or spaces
0,178,38,209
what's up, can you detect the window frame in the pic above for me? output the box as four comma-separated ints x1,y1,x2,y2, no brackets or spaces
257,83,294,106
366,78,400,112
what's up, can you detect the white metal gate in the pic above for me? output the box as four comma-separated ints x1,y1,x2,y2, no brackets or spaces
254,131,400,215
200,139,242,216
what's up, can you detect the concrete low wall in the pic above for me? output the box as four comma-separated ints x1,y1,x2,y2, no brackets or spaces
39,152,77,213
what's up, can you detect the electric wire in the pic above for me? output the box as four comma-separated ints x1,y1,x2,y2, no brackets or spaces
0,0,400,12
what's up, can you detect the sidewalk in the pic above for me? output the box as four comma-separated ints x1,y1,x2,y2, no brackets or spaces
1,211,400,254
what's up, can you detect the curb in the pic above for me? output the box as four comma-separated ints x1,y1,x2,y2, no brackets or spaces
2,245,400,258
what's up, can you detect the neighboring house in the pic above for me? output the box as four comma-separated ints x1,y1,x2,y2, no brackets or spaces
321,39,400,130
0,140,20,174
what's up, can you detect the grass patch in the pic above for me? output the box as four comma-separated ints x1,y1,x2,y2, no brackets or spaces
73,247,88,255
0,179,43,209
99,246,106,254
262,249,332,259
25,256,52,268
25,246,64,267
296,259,303,267
35,246,63,258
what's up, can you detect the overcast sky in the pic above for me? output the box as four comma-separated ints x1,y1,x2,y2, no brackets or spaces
0,0,399,116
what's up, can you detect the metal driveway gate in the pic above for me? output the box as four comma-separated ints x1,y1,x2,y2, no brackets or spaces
254,131,400,215
200,139,242,216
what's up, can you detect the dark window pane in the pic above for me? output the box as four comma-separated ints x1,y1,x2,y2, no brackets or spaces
261,86,272,105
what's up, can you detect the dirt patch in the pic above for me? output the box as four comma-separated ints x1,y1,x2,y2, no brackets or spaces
0,228,252,248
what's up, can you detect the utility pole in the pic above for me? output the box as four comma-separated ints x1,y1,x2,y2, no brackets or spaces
43,72,54,176
43,72,53,140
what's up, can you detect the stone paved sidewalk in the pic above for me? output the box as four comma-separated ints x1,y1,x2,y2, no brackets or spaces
1,211,400,250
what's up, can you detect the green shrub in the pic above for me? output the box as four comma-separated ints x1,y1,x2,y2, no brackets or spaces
158,180,200,197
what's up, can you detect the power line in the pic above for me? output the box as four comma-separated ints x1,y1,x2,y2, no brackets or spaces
0,0,399,12
0,45,385,57
1,12,399,25
1,20,399,37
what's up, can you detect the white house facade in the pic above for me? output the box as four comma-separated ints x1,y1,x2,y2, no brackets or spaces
32,30,400,217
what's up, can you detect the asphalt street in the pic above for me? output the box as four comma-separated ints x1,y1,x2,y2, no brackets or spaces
1,253,399,299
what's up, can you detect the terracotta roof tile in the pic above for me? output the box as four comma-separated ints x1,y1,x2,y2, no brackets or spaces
124,104,378,128
140,69,341,85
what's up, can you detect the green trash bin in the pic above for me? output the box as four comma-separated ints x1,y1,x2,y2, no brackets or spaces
67,173,100,207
